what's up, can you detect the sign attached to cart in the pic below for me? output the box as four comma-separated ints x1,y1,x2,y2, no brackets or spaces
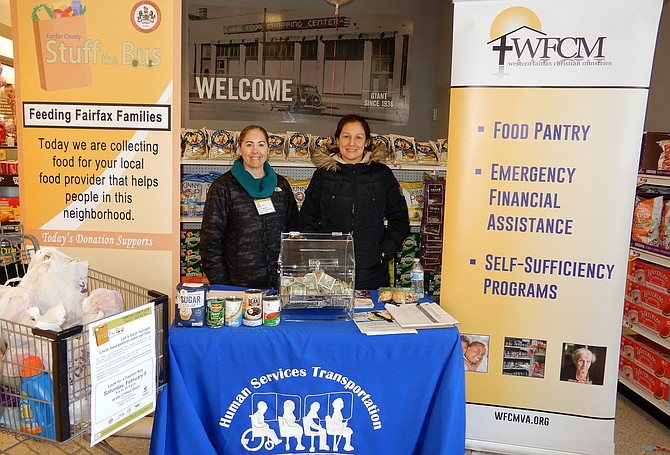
89,302,156,446
10,0,181,292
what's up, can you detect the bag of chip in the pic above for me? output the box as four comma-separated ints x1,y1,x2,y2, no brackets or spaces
400,180,424,222
390,134,416,164
632,195,663,246
286,132,311,162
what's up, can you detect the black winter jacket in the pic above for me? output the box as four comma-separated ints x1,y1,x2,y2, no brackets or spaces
200,171,299,288
299,147,410,289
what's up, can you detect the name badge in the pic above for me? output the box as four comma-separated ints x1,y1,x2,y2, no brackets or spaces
254,198,276,215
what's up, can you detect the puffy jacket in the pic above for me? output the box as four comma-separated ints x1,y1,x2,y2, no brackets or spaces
200,171,299,288
299,146,410,289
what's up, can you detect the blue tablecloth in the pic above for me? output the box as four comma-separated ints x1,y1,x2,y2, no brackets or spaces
150,291,465,455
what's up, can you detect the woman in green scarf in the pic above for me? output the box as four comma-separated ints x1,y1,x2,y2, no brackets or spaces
201,125,299,288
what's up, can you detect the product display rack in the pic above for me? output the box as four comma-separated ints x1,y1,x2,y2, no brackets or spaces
622,166,670,426
180,157,446,285
179,160,446,225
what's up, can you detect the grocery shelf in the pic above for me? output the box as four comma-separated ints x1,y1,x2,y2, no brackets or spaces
181,158,446,172
630,245,670,269
637,173,670,187
623,322,670,351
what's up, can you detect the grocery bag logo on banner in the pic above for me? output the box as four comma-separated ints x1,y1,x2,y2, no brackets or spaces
219,366,384,453
487,6,608,76
32,2,93,91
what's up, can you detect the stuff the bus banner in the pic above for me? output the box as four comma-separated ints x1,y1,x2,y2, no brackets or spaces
10,0,181,293
442,1,663,454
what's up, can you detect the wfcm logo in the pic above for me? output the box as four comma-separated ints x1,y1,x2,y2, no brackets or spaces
487,7,606,66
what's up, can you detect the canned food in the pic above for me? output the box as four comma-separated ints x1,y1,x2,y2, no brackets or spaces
224,296,243,327
243,289,263,327
263,295,281,327
206,297,225,328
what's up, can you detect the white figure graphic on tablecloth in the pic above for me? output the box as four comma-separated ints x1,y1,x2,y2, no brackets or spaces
278,399,305,451
250,401,281,446
303,401,329,452
326,397,354,451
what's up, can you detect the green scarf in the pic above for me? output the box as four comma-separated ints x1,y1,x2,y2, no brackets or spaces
231,159,278,198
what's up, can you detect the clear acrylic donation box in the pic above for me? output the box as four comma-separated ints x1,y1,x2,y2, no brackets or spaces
278,232,355,321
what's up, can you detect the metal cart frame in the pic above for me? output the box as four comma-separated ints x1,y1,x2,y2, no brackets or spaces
0,225,169,449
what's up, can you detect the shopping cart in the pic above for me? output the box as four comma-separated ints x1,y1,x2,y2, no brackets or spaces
0,222,39,285
0,226,169,452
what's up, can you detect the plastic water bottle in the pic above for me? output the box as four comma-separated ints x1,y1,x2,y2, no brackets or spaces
410,258,424,300
18,356,55,439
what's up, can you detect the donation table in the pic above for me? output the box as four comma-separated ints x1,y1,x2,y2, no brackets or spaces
150,291,465,455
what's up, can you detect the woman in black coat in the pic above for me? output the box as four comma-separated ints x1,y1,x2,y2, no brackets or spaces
299,114,410,289
200,125,299,288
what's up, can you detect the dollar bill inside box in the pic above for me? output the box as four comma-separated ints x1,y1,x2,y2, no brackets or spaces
279,232,355,321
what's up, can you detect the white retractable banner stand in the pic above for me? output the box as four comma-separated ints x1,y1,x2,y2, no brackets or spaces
442,1,663,453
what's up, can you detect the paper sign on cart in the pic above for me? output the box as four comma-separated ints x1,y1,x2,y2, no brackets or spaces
89,303,156,447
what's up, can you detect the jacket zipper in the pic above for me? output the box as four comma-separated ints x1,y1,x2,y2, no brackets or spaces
351,168,357,232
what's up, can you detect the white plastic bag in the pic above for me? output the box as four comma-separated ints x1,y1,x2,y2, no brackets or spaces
0,285,36,323
18,248,88,329
81,288,123,325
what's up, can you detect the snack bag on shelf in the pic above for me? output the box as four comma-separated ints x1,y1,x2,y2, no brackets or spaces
632,195,663,246
415,141,439,165
660,200,670,249
390,134,416,164
286,132,311,162
181,128,208,159
399,180,424,223
310,135,334,157
437,138,448,164
657,140,670,170
207,129,237,160
268,133,287,161
371,134,393,163
285,177,311,209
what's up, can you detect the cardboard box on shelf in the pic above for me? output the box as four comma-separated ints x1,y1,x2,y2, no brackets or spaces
619,355,670,402
624,299,670,339
0,197,19,222
628,259,670,293
626,279,670,316
621,332,670,382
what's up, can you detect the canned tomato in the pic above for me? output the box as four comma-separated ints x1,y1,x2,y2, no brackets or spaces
243,289,263,327
206,296,225,328
263,295,281,327
224,296,243,327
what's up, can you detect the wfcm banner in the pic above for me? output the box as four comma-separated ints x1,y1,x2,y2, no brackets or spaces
442,1,663,454
11,1,181,294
